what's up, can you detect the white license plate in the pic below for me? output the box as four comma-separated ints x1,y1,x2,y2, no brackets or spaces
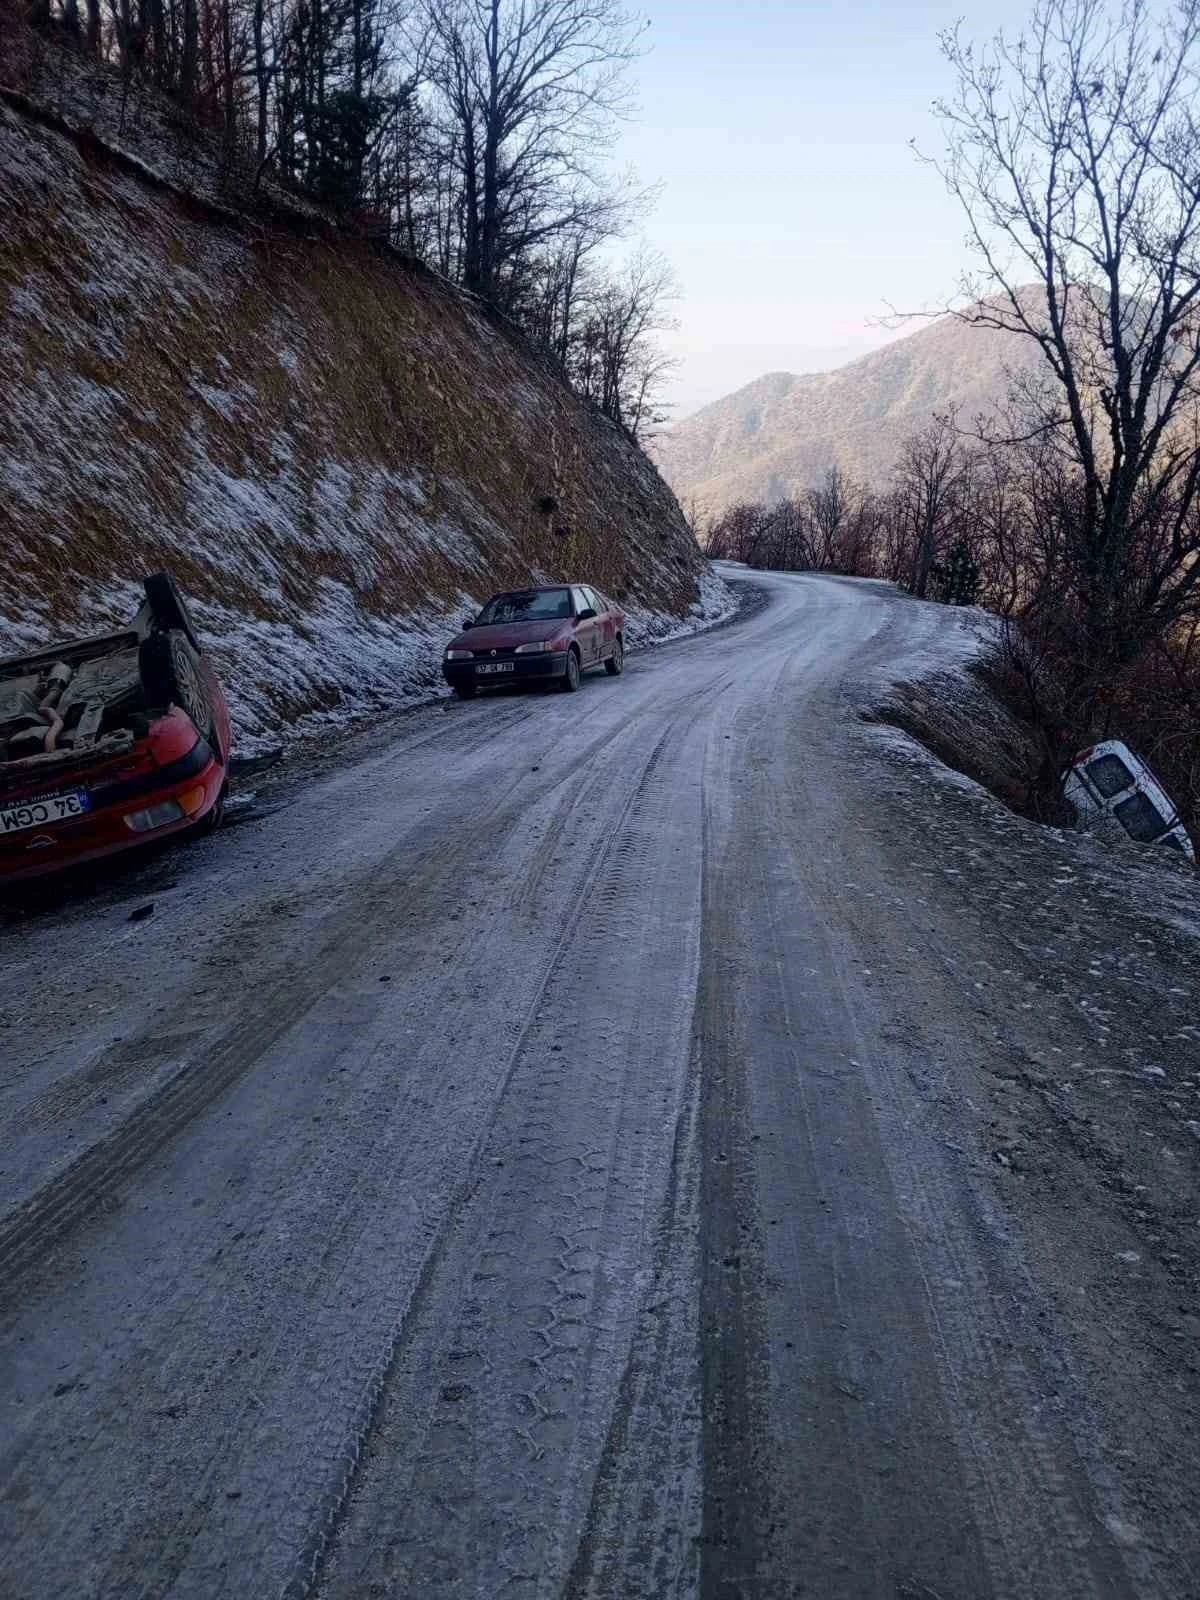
0,790,91,835
476,662,515,674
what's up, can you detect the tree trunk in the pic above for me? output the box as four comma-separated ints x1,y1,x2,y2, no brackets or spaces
180,0,198,103
253,0,268,163
478,0,502,298
146,0,166,85
913,512,937,599
313,0,325,188
220,0,235,145
461,120,481,291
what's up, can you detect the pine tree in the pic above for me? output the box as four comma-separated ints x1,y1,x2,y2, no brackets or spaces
930,537,981,606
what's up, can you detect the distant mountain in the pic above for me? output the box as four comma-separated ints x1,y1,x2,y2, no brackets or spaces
651,309,1044,519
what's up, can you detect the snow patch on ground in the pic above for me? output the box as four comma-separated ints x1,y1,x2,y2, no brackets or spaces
870,592,998,689
201,586,466,756
624,563,737,647
868,721,993,800
173,565,734,759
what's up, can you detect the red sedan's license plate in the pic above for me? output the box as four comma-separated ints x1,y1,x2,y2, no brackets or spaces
0,790,91,835
476,662,515,674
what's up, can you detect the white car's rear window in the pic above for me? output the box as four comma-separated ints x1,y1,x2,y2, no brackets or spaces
1087,753,1134,798
1114,790,1168,843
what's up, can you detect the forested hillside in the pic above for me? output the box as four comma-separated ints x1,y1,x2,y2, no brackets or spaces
4,0,677,437
652,311,1040,517
0,36,721,748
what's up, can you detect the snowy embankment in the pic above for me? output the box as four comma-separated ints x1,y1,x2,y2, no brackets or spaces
0,68,729,754
202,561,734,757
856,588,1019,801
854,582,1198,935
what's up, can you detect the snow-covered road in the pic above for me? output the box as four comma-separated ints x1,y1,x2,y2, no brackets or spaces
1,572,1195,1599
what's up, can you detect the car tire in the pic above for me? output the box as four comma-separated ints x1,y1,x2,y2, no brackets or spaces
189,782,227,838
561,648,581,692
454,683,477,700
604,637,624,676
144,573,202,654
139,629,215,739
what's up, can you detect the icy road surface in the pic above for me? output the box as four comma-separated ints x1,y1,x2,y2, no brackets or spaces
1,572,1197,1599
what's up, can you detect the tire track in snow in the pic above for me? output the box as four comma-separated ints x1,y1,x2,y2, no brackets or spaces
285,716,686,1599
0,694,677,1310
310,689,723,1600
64,713,669,1600
561,1041,704,1600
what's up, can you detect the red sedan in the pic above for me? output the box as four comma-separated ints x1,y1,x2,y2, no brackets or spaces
443,584,626,698
0,575,232,883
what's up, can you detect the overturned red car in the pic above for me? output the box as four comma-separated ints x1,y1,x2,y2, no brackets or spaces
0,575,231,883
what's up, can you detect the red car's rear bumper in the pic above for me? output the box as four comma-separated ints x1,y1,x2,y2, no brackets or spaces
0,731,225,884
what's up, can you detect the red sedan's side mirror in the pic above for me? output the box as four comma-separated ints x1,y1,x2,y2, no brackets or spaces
576,607,597,622
461,619,474,630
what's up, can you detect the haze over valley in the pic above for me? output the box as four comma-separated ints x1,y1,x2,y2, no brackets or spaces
651,306,1041,517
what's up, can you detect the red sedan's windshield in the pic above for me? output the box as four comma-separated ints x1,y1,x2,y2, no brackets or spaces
476,589,572,625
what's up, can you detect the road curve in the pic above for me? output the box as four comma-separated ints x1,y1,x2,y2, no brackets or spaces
0,573,1176,1598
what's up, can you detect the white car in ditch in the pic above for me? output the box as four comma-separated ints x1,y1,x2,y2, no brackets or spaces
1064,739,1194,861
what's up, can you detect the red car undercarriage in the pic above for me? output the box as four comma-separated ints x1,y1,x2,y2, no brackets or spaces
0,575,231,883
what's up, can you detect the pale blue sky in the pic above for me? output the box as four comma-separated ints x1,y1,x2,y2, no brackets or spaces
614,0,1032,416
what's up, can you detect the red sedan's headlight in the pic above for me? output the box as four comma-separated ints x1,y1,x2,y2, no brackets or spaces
515,639,564,654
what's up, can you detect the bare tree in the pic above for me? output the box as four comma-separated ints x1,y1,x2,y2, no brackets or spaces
807,464,851,569
571,246,677,438
933,0,1200,682
893,418,966,598
419,0,643,305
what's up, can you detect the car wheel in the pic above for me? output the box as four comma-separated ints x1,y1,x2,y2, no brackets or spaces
139,629,215,739
561,648,581,692
189,782,227,838
454,683,477,699
604,637,624,676
144,573,202,654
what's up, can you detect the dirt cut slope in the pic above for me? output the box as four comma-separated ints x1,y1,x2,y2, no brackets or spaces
0,82,719,748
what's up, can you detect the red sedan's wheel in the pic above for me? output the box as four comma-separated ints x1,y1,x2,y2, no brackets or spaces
139,630,215,740
143,573,202,653
189,782,227,838
604,637,624,676
561,648,581,692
